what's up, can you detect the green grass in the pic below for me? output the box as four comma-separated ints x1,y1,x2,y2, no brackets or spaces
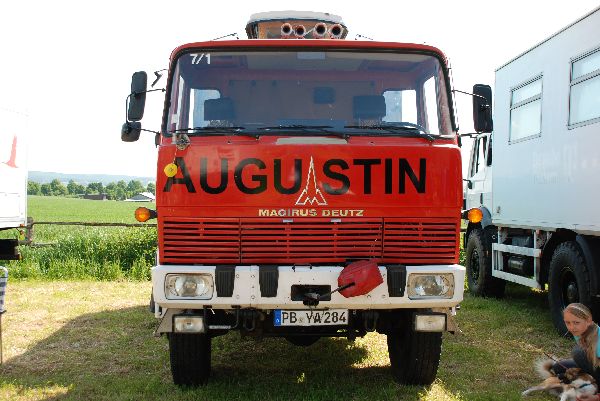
1,196,156,280
27,195,144,224
0,281,568,401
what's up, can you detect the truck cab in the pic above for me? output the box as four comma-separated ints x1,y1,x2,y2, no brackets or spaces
465,132,492,218
122,11,471,386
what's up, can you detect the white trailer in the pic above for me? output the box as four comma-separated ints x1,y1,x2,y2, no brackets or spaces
0,108,27,260
463,7,600,334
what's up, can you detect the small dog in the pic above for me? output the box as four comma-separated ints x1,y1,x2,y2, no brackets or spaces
522,359,597,401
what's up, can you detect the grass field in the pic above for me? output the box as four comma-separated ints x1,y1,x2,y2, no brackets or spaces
1,196,156,280
0,196,569,400
0,281,568,401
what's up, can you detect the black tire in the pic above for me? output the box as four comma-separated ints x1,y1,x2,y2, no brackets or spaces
169,333,212,386
285,336,321,347
387,329,442,385
465,228,505,297
548,242,592,336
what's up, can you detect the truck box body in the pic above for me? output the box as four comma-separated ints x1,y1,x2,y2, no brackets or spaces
0,108,27,231
492,8,600,234
463,7,600,334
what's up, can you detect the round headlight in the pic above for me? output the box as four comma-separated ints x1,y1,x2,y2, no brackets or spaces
408,274,454,299
175,276,207,297
165,274,213,299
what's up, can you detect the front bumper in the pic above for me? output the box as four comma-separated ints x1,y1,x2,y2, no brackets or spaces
152,264,465,311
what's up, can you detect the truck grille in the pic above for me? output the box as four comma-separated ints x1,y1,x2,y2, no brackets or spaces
160,217,458,265
383,218,458,264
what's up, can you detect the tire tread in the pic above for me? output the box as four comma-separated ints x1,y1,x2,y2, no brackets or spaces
388,329,442,385
169,333,211,386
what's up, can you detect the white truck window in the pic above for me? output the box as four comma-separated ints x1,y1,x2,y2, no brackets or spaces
192,89,221,128
424,77,440,135
509,77,542,143
382,90,417,124
469,135,487,177
569,48,600,127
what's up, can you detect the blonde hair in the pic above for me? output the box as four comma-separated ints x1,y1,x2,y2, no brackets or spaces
564,303,599,368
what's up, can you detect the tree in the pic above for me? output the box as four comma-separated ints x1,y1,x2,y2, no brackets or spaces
126,180,145,198
67,180,85,196
40,183,52,196
105,182,117,200
86,182,104,195
27,181,41,195
50,179,68,196
147,182,156,195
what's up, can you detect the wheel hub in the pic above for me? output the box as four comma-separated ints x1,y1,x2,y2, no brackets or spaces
470,250,480,281
566,282,578,304
560,269,578,306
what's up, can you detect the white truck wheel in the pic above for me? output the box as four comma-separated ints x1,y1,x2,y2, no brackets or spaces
548,242,592,336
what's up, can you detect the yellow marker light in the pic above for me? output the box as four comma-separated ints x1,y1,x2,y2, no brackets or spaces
164,163,178,177
135,207,157,222
467,208,483,223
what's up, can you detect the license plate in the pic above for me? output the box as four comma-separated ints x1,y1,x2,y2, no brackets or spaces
273,309,349,326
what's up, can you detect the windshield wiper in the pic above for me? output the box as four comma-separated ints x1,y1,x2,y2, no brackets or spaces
344,123,436,141
170,126,258,139
257,125,349,139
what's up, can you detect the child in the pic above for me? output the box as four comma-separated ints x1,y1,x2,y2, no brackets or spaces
552,303,600,401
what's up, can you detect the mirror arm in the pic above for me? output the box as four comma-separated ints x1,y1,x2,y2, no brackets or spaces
452,89,486,100
452,89,490,108
122,121,161,136
151,69,168,88
140,127,162,135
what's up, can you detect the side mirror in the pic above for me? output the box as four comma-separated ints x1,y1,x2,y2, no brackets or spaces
121,122,141,142
473,84,493,133
128,71,148,122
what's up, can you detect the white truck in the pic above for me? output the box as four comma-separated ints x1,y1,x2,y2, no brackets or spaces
463,7,600,334
0,108,27,261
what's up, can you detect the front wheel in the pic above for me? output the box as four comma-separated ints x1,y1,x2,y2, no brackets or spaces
465,228,505,298
169,333,212,386
387,329,442,385
548,242,592,336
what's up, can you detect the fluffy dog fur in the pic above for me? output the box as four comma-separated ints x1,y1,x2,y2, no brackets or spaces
522,359,597,401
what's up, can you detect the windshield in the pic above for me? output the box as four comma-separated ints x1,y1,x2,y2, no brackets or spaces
165,49,454,136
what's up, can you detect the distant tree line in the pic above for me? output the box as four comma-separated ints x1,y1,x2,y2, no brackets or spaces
27,179,156,200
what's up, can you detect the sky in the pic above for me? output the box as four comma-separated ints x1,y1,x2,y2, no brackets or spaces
1,0,599,179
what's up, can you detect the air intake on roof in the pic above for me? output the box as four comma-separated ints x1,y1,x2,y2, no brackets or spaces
245,11,348,39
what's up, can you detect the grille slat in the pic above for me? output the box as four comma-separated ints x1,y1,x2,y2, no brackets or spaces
160,217,458,264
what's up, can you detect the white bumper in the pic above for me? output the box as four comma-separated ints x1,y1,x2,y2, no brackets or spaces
152,264,465,310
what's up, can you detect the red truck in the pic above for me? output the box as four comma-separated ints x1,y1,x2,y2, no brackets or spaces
122,11,481,386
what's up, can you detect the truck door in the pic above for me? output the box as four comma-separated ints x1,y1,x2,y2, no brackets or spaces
465,133,492,211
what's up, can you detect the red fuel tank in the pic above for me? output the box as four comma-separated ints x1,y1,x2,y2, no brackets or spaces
338,260,383,298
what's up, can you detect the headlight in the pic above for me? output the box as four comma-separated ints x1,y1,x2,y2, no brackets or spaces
165,274,214,299
407,274,454,299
